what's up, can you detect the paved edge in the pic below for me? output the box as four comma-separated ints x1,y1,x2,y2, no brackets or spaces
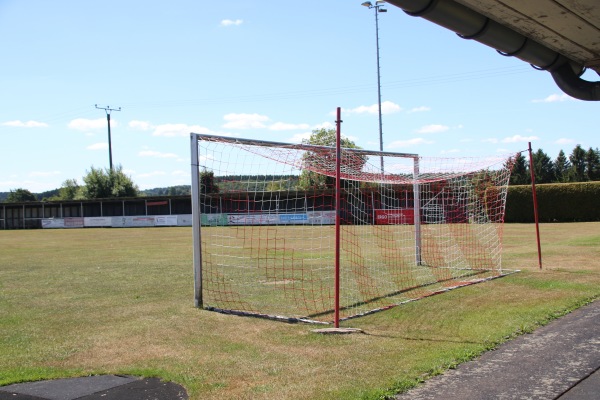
557,366,600,399
394,300,600,400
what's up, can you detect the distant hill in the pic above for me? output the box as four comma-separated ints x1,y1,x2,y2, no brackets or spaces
38,189,61,200
141,185,191,196
0,189,61,202
1,185,191,202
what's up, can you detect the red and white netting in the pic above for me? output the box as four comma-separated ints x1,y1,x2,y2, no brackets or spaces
192,134,516,323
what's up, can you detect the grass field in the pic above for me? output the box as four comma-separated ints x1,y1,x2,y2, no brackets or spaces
1,223,599,399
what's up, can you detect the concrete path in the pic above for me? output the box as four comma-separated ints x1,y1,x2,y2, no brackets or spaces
394,300,600,400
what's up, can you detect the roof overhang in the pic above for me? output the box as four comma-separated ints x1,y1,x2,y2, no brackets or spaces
386,0,600,101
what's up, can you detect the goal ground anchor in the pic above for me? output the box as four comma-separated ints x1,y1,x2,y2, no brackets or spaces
311,327,365,335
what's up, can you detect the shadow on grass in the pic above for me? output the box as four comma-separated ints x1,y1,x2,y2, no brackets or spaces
363,333,484,345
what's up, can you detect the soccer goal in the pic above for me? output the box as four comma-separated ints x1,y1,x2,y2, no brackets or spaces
190,121,516,324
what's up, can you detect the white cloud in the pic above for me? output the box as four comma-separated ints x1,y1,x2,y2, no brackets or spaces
556,138,576,145
482,138,499,144
2,120,48,128
501,134,539,143
269,122,311,131
416,124,449,134
387,138,434,149
129,120,154,131
68,118,107,131
532,93,574,103
222,113,269,129
87,142,108,150
381,101,402,114
153,123,213,137
312,122,334,130
344,101,402,115
380,101,402,114
139,150,179,158
289,132,312,143
29,170,61,177
172,170,188,177
408,106,430,113
220,19,243,27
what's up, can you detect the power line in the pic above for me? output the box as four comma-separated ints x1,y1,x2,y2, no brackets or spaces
118,65,531,109
22,65,532,124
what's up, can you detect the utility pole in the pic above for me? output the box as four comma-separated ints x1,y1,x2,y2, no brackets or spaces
95,104,121,171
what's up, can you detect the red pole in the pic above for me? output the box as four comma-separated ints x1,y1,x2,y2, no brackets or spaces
334,107,342,327
528,142,542,269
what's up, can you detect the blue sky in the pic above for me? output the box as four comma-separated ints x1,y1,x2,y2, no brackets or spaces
1,0,597,192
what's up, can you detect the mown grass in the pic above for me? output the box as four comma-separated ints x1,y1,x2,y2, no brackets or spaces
1,223,599,399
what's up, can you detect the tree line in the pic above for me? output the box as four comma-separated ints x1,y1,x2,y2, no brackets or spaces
510,145,600,185
3,165,139,203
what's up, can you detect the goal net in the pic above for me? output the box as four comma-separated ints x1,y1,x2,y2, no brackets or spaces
191,133,516,323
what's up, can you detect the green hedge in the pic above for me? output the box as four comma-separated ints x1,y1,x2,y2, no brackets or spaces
505,181,600,222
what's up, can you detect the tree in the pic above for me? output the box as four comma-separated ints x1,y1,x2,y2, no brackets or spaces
297,128,365,190
265,180,288,192
531,148,555,184
585,147,600,181
6,188,37,202
58,179,81,200
80,165,139,199
509,153,529,185
569,144,587,182
554,150,571,183
200,169,219,194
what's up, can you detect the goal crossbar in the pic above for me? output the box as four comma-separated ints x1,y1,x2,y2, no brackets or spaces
193,133,419,159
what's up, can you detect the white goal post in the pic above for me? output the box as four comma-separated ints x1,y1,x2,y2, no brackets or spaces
190,126,516,324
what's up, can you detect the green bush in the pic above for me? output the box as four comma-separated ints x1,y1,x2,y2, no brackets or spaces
506,182,600,222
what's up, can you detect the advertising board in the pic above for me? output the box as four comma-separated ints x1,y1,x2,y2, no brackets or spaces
41,219,65,229
227,213,280,225
374,209,415,225
178,214,193,226
84,217,112,227
112,216,155,228
64,217,84,228
154,215,178,226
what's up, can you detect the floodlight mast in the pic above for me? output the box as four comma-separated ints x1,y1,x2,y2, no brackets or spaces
361,0,387,175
